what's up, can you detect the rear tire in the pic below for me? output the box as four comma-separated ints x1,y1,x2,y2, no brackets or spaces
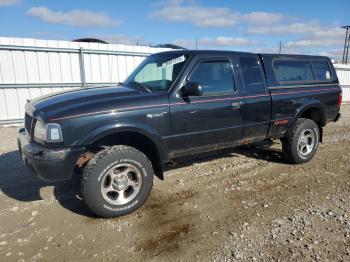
281,118,320,164
82,145,154,218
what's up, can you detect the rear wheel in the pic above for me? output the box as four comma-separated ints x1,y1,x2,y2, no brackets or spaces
82,145,154,218
281,118,320,164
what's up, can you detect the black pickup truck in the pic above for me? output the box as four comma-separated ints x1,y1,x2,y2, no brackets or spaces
18,50,342,218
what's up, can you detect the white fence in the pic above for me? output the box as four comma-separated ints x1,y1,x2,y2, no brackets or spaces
334,63,350,102
0,37,168,123
0,38,349,123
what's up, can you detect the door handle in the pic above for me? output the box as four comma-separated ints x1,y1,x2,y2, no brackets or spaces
231,101,242,109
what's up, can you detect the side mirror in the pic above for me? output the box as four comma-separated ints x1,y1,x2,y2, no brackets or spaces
181,81,203,97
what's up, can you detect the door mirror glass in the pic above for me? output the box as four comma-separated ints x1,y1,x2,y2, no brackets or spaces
181,81,203,97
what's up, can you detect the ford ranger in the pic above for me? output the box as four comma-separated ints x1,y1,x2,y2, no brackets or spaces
17,50,342,218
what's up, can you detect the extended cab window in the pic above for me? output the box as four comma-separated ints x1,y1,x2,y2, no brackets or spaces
239,56,266,93
273,60,314,82
189,61,234,95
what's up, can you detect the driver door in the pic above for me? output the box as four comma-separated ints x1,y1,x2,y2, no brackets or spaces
167,56,245,157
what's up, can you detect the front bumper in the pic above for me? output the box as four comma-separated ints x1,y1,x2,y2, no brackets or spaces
17,128,85,182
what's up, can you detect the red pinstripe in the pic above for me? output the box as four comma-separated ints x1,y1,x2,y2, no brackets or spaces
50,103,169,121
271,87,340,96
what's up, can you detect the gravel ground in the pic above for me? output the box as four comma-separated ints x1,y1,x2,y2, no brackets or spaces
0,105,349,262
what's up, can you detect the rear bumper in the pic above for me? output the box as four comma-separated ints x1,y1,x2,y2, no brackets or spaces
17,128,85,182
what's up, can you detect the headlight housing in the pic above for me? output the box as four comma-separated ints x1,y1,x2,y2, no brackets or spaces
34,121,63,143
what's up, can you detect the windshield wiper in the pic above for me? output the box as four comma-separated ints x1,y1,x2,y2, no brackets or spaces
129,81,152,93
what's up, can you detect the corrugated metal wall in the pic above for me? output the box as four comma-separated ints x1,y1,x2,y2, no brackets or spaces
0,37,349,123
334,64,350,102
0,37,168,123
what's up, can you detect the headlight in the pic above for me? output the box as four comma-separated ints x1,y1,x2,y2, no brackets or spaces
34,121,63,143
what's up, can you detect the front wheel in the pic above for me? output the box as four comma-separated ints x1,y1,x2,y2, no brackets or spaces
281,118,320,164
82,145,154,218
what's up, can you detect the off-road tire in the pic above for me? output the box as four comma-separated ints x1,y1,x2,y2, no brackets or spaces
82,145,154,218
281,118,320,164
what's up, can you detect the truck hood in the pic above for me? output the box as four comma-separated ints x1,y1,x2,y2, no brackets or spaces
28,85,148,121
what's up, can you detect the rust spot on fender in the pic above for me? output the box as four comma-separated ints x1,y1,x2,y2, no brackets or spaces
76,152,95,168
274,119,289,125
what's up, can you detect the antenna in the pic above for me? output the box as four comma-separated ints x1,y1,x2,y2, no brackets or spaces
342,26,350,64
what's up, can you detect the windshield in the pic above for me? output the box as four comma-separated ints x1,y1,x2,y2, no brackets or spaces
124,53,190,92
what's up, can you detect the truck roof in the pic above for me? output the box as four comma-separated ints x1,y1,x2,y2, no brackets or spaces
156,49,330,60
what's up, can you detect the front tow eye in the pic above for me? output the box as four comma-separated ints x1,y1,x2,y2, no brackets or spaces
33,151,44,159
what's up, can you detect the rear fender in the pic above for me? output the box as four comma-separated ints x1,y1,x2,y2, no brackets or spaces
286,100,326,138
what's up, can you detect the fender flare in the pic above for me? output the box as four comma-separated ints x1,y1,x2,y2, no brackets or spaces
78,120,169,164
287,100,326,136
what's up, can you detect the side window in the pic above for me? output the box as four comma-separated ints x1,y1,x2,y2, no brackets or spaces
239,56,266,94
189,61,234,95
313,61,332,80
273,60,314,82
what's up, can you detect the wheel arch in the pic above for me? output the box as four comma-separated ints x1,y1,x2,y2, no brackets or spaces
287,101,326,141
78,121,169,180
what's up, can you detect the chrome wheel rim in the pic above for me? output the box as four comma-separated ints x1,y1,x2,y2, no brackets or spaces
297,129,316,157
100,163,142,206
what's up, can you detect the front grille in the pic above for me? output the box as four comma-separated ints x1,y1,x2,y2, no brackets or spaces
24,113,35,139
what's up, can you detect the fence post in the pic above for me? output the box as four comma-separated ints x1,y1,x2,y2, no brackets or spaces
79,47,86,87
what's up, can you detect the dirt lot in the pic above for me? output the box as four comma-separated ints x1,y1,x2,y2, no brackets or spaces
0,105,350,262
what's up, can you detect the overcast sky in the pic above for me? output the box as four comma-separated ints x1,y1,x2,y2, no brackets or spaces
0,0,349,60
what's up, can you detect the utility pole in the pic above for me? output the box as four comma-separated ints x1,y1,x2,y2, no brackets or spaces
278,41,282,54
342,26,350,64
195,37,198,50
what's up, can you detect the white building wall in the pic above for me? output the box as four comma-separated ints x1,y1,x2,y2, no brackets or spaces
0,37,169,123
334,63,350,102
1,38,349,123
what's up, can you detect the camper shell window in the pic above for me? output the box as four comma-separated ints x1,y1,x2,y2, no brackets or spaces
272,59,333,84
